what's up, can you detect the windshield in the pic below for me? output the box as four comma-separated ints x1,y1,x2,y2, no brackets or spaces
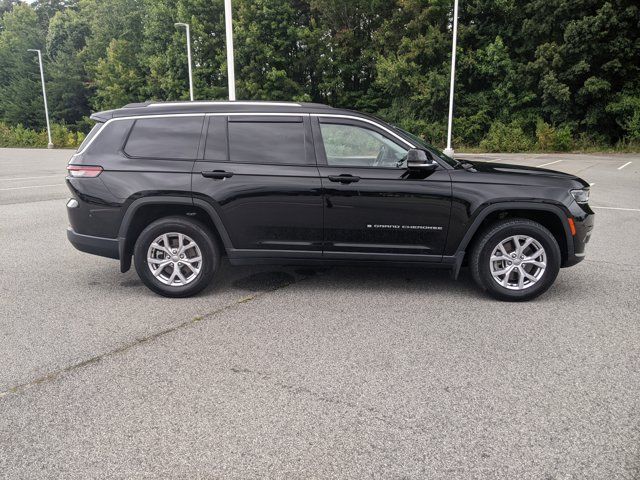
391,126,458,167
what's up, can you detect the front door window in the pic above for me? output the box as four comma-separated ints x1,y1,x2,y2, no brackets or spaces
319,123,408,169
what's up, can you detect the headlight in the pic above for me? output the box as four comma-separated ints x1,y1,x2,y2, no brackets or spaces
570,188,590,204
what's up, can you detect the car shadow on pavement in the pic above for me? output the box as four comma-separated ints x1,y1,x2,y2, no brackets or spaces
212,259,486,300
109,257,578,302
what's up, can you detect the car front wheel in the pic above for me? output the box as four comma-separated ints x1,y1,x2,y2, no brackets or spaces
470,218,561,301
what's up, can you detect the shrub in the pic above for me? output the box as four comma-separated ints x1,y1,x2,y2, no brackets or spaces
51,123,86,148
606,93,640,145
0,122,84,148
454,111,492,147
535,119,573,151
479,121,534,152
0,123,47,147
624,108,640,144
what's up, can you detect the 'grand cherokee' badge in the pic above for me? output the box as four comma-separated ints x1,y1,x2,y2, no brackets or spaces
367,224,443,230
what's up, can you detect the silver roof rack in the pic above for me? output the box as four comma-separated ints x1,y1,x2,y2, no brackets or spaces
146,101,302,108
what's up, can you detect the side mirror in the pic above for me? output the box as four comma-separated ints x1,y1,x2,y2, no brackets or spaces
407,149,437,172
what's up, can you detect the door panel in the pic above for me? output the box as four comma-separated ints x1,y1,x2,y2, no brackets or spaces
192,115,323,255
314,117,452,259
319,167,452,256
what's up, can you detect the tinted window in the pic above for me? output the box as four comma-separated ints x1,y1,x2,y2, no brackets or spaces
228,118,308,165
319,123,408,168
204,116,228,161
124,116,203,159
77,122,103,152
86,119,134,156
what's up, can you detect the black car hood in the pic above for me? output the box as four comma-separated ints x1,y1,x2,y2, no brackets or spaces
459,160,589,188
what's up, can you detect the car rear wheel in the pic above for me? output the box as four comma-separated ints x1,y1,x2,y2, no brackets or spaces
470,218,561,301
134,216,219,297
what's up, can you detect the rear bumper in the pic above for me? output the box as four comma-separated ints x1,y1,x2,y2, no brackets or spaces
67,227,119,260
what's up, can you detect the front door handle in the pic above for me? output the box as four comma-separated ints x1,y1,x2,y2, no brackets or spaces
202,170,234,179
327,174,360,184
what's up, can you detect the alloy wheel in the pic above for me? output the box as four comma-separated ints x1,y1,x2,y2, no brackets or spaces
146,232,203,286
489,235,547,290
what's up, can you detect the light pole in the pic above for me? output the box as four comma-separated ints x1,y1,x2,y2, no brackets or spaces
174,22,194,101
443,0,459,158
224,0,236,101
27,49,53,149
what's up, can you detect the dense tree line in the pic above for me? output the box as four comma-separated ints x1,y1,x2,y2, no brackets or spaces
0,0,638,150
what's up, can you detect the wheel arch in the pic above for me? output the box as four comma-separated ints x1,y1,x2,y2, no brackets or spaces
117,196,233,273
456,202,574,268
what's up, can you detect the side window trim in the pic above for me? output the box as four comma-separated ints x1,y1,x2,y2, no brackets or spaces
313,117,409,169
195,115,207,161
311,116,328,167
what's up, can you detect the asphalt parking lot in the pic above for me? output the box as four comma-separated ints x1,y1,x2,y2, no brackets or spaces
0,148,639,479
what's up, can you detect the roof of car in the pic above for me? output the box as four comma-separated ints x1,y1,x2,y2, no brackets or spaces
91,100,351,122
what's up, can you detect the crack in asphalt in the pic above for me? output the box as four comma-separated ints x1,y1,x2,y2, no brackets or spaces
0,275,308,399
229,365,447,439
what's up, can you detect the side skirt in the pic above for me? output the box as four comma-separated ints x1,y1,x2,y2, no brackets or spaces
227,248,461,274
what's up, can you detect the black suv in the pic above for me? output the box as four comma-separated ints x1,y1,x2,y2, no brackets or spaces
66,101,594,301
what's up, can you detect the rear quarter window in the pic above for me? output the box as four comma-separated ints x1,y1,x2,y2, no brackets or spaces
124,116,204,160
76,122,103,152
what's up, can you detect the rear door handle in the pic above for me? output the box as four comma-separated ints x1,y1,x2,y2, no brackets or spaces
327,174,360,184
202,170,234,179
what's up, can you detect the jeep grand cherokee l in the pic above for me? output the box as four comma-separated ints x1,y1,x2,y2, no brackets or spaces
66,101,594,301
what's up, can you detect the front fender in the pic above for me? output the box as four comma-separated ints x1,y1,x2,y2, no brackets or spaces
452,201,574,255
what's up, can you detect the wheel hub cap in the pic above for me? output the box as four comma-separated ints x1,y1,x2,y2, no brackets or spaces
489,235,547,291
147,232,203,287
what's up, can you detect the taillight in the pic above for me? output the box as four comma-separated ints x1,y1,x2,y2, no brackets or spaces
66,165,103,178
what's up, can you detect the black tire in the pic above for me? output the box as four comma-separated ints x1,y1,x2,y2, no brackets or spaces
133,216,219,298
470,218,561,301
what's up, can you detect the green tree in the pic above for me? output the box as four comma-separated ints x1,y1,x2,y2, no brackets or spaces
234,0,312,101
0,4,47,128
1,0,639,148
46,8,90,124
91,39,146,110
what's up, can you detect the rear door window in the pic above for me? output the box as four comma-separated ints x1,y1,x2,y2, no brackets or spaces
124,116,204,160
227,117,309,165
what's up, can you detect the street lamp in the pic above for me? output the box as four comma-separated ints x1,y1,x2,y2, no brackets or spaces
443,0,459,158
224,0,236,101
174,22,194,101
27,49,53,149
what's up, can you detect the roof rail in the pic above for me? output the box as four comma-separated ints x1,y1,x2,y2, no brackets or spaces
122,101,154,108
146,100,303,108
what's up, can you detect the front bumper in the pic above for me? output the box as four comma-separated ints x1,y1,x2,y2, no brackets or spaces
67,227,120,260
563,204,594,267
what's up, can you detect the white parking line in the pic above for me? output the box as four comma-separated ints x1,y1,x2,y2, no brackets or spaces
592,206,640,212
0,174,62,181
0,183,62,191
537,160,562,168
589,183,595,186
617,161,632,170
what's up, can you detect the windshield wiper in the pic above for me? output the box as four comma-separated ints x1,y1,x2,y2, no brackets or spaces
455,159,477,171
